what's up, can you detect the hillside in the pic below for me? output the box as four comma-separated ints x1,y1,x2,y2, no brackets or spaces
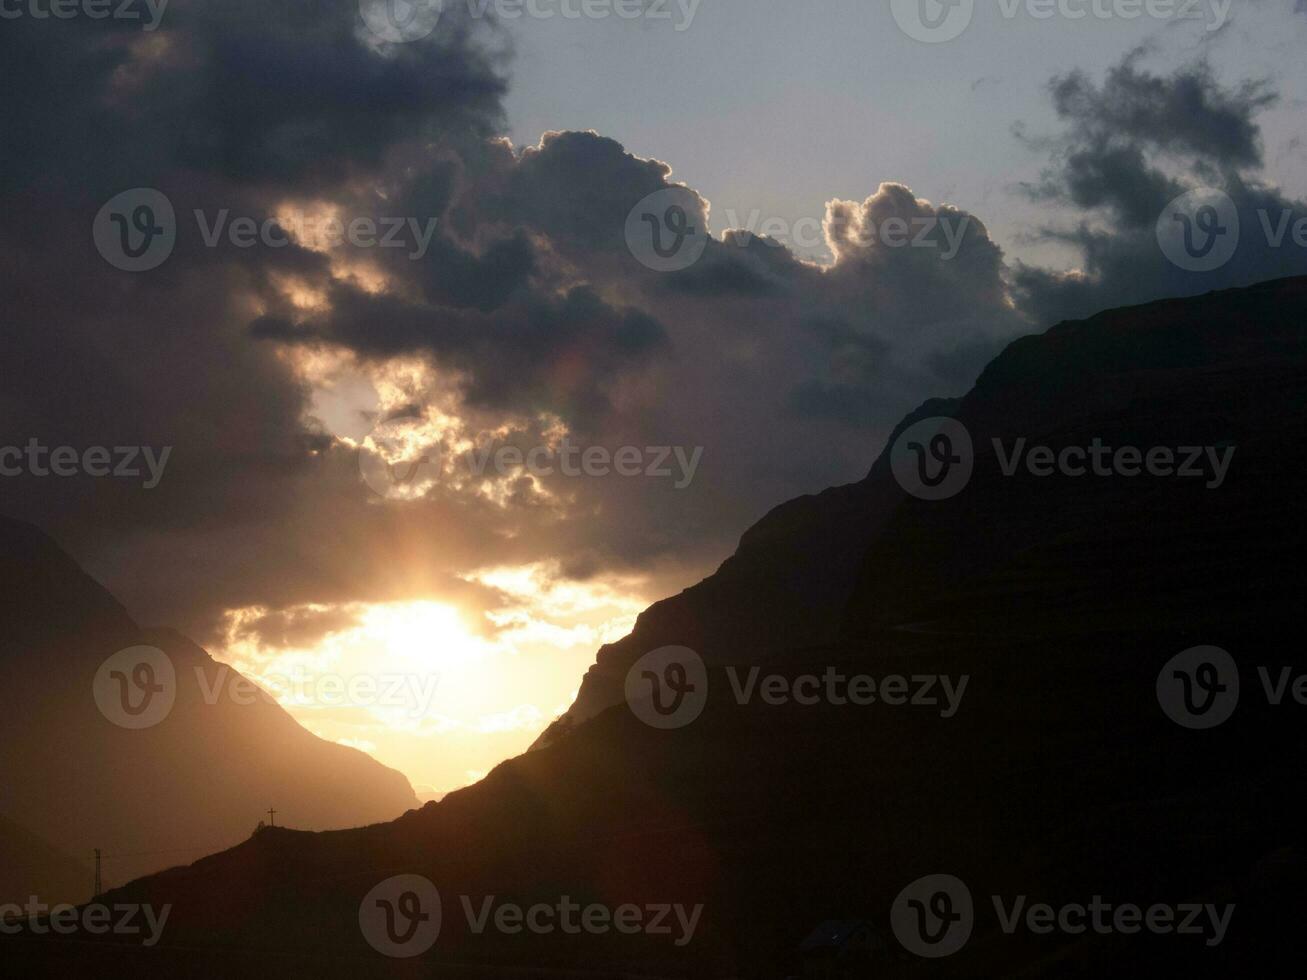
4,277,1305,977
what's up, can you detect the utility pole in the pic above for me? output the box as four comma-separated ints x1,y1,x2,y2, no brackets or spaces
93,849,102,899
267,808,276,828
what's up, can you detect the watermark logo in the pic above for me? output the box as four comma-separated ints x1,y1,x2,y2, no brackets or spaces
722,208,971,259
0,0,169,30
1157,646,1239,729
0,440,172,488
93,646,177,730
891,0,974,43
625,188,709,273
1159,648,1307,728
359,0,443,42
891,417,974,501
463,0,701,31
1157,188,1240,272
360,875,442,957
196,664,441,719
95,190,439,271
358,413,442,500
994,438,1236,489
891,874,974,957
462,895,703,945
892,875,1232,956
93,188,176,273
725,667,968,717
625,645,708,730
193,209,438,258
358,415,705,499
0,898,171,947
892,418,1237,500
991,894,1232,946
1159,191,1307,272
893,0,1230,42
358,877,703,952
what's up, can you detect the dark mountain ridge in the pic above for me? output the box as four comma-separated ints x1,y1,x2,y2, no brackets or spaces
5,276,1306,977
0,518,420,902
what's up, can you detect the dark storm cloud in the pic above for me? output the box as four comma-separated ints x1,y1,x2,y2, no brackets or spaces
1048,54,1275,167
1014,52,1307,327
0,4,507,192
483,131,677,255
1031,141,1180,229
653,233,799,297
0,1,518,636
14,5,1300,661
254,284,669,424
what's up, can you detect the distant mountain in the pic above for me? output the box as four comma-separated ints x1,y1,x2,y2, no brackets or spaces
5,277,1305,977
0,518,419,893
0,813,90,908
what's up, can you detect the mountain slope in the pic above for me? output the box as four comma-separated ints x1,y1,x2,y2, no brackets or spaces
0,814,91,908
0,518,419,891
5,277,1306,977
532,394,958,748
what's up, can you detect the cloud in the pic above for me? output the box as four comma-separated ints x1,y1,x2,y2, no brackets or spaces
6,9,1298,681
1013,51,1307,326
1049,52,1275,168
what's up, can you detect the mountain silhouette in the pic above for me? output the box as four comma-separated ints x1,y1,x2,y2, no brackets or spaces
4,277,1305,977
0,814,90,909
0,518,419,901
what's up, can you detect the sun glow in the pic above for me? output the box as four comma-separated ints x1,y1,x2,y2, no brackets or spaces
216,569,645,799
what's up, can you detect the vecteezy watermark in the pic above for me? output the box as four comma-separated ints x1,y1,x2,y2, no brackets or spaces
0,439,172,488
890,417,975,501
624,646,709,729
890,417,1237,500
360,875,443,957
623,647,968,730
358,415,704,499
891,874,1233,957
93,646,178,729
0,0,168,30
195,664,441,719
1157,646,1240,729
192,209,438,259
891,874,974,957
1156,188,1241,272
624,187,710,273
0,898,172,947
93,189,177,272
720,208,971,260
1159,187,1307,272
94,188,439,271
94,646,441,729
1157,646,1307,729
359,0,443,43
725,667,969,718
359,0,701,42
627,195,971,271
891,0,1230,44
465,0,701,31
359,875,703,957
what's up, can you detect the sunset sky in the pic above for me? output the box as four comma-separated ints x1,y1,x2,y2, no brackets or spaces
3,0,1306,796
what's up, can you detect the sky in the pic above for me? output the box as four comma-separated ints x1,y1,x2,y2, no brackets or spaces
502,0,1307,265
2,0,1306,796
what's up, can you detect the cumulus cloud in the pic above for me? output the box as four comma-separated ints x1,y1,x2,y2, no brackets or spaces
3,7,1301,677
1013,50,1307,325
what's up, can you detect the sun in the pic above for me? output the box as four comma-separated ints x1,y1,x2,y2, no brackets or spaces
357,601,488,677
217,572,645,795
